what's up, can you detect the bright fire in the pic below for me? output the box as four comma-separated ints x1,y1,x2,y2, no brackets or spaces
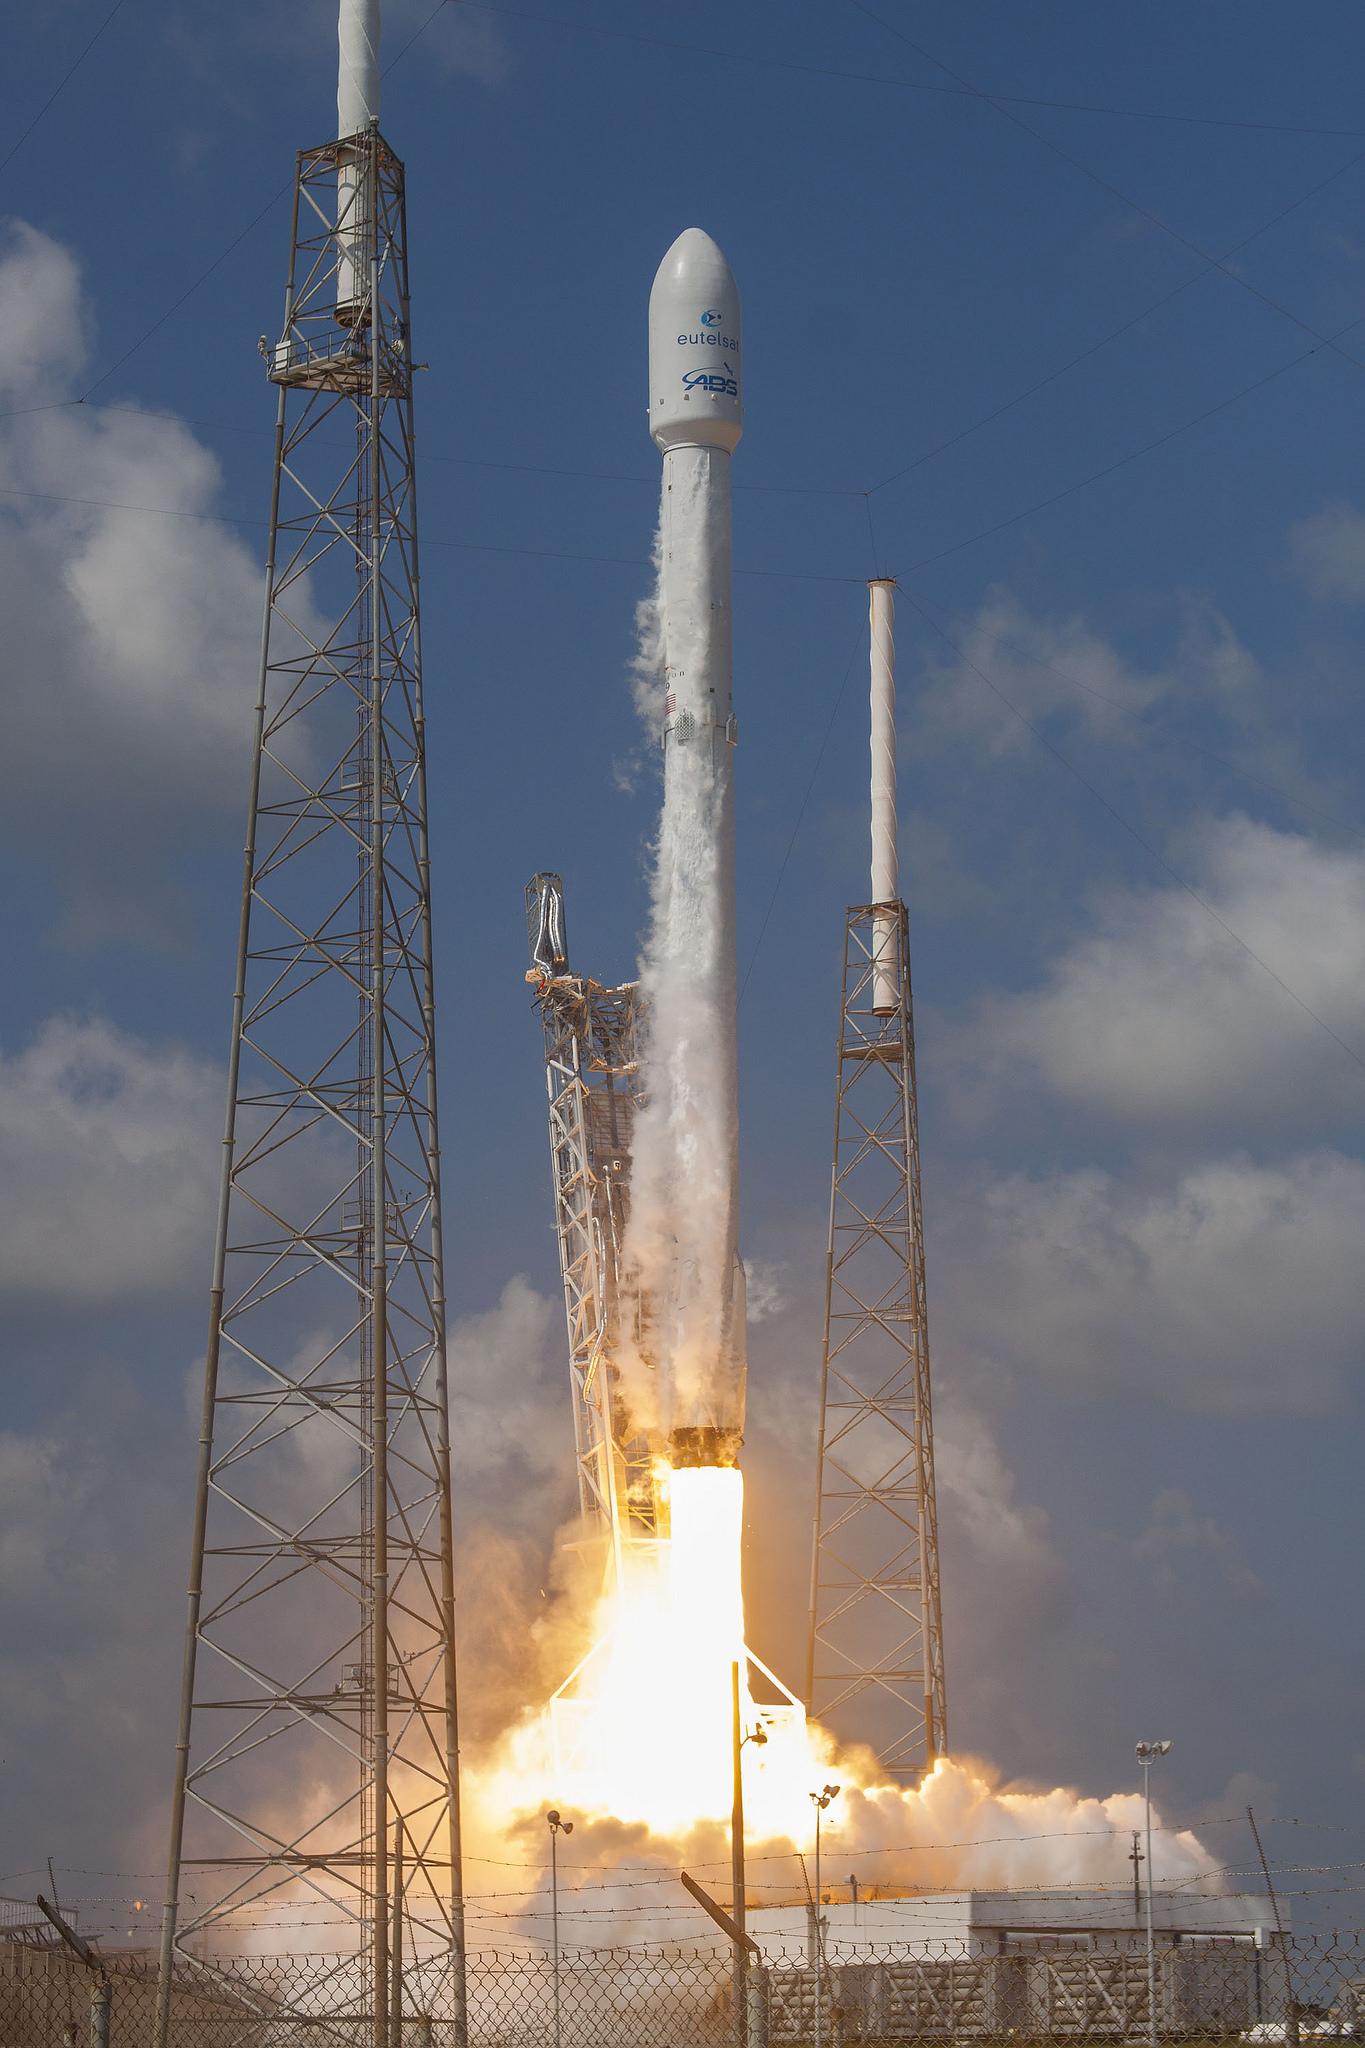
543,1466,815,1834
463,1466,1215,1922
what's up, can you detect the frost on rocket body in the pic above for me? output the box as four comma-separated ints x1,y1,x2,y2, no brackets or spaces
617,233,747,1450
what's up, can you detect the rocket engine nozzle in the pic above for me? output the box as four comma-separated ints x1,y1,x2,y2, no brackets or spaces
669,1425,743,1470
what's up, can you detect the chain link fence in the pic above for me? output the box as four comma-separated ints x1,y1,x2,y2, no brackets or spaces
4,1933,1363,2048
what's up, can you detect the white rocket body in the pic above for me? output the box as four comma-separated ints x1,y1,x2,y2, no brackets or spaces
640,230,747,1460
336,0,380,324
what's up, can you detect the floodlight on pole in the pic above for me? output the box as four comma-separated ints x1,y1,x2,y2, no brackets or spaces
1135,1741,1172,2048
809,1785,840,2048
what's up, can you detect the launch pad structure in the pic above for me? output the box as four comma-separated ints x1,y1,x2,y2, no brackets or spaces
157,20,463,2048
524,880,662,1573
807,580,948,1782
524,877,806,1778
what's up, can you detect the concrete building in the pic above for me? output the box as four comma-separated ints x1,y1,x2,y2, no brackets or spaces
747,1888,1282,1960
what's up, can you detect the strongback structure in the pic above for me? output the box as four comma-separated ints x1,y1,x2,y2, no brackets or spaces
156,90,463,2048
525,878,807,1780
524,875,662,1581
806,581,947,1781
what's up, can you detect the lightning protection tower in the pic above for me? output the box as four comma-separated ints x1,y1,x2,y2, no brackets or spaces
806,579,947,1781
157,10,464,2044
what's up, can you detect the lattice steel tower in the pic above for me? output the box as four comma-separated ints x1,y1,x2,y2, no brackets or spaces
157,9,463,2042
523,874,660,1581
806,580,947,1781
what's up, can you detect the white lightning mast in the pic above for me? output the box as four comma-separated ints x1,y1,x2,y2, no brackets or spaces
806,577,947,1780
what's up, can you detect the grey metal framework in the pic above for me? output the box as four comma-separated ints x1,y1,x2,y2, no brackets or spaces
529,919,661,1575
806,902,946,1779
156,126,464,2048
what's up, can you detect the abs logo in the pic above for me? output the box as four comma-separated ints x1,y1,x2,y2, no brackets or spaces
683,367,738,397
700,309,723,327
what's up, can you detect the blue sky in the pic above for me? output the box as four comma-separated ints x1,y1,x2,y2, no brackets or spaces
1,0,1362,1934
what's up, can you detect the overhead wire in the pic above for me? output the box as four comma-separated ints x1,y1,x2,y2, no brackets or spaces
842,0,1365,378
0,8,1356,1936
453,2,1365,141
894,310,1365,579
905,588,1365,846
864,145,1365,499
75,0,455,400
0,0,128,180
738,626,865,1006
2,8,1357,1105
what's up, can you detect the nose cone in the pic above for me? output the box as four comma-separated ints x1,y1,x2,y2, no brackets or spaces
648,228,743,454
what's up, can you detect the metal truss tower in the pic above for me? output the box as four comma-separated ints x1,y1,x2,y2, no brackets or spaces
157,119,464,2047
806,582,946,1781
524,875,662,1582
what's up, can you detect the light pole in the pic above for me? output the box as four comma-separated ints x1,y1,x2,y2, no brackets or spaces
547,1809,573,2048
1135,1742,1171,2048
809,1785,840,2048
732,1663,768,2048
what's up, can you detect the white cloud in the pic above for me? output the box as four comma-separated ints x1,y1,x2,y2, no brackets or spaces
0,221,270,937
0,223,87,399
912,590,1300,804
1287,502,1365,603
916,586,1169,755
0,1014,220,1300
933,1149,1365,1415
959,815,1365,1129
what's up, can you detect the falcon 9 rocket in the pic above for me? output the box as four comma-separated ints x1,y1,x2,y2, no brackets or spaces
626,229,748,1472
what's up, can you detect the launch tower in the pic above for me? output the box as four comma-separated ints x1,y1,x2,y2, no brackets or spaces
806,579,947,1781
156,8,463,2043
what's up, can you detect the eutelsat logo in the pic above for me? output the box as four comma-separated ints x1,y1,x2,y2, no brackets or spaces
700,309,723,326
675,329,739,351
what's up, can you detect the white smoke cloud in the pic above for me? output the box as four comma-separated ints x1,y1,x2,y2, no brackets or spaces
0,220,268,938
613,522,666,792
742,1258,787,1323
0,1389,188,1885
618,477,744,1441
954,815,1365,1130
931,1148,1365,1415
1129,1490,1264,1599
935,1396,1067,1608
0,1014,220,1301
448,1275,577,1541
